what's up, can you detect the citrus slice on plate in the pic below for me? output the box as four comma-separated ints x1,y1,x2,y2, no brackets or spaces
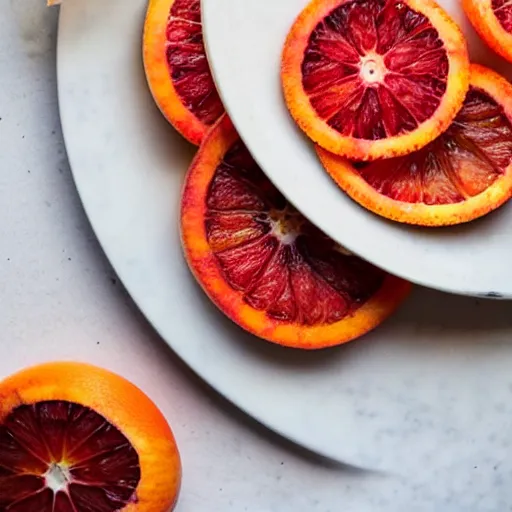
143,0,224,145
281,0,470,161
181,115,411,349
317,64,512,227
0,362,181,511
463,0,512,63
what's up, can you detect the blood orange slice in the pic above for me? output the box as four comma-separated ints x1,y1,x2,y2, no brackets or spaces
317,65,512,227
281,0,470,161
143,0,224,145
0,362,181,512
181,115,411,349
463,0,512,63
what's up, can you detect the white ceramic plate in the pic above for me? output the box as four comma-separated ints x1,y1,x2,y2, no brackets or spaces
203,0,512,298
59,0,512,472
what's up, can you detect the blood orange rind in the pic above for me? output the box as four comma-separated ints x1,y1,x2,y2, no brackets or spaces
282,0,470,161
143,0,224,145
0,362,181,512
463,0,512,63
181,115,411,349
317,64,512,227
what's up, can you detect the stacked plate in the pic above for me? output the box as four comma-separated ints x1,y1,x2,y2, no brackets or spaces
58,0,512,475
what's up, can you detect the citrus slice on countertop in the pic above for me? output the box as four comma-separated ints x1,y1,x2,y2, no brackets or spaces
180,115,411,349
0,362,181,511
143,0,224,145
281,0,470,161
317,65,512,226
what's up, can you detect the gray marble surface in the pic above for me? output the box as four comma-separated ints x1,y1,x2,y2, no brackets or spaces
0,2,510,511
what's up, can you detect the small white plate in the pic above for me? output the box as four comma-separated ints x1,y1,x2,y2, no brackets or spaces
59,0,512,472
203,0,512,298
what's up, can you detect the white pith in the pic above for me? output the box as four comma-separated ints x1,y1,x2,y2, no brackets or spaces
269,207,303,245
45,462,72,493
360,53,386,84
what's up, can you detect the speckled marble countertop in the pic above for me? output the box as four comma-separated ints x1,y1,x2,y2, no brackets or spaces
0,3,509,511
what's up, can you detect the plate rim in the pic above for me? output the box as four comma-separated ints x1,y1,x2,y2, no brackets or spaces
55,0,512,475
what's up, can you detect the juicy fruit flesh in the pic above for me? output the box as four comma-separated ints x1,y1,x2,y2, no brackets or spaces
302,0,448,140
205,141,386,325
353,87,512,204
493,0,512,32
166,0,224,125
0,401,140,512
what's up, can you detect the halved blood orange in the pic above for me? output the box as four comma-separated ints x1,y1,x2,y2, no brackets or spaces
143,0,224,145
317,64,512,227
281,0,470,161
181,115,411,349
0,362,181,512
463,0,512,63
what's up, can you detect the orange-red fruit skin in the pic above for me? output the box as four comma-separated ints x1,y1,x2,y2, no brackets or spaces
463,0,512,63
0,362,182,512
317,64,512,227
181,114,411,349
281,0,470,161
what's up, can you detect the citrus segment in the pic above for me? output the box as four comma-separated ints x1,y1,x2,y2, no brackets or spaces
493,0,512,31
0,362,181,512
282,0,470,160
317,65,512,226
463,0,512,63
143,0,224,145
181,115,411,349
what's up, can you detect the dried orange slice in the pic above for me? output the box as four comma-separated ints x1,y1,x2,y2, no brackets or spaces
281,0,470,161
143,0,224,145
317,65,512,227
0,362,181,511
463,0,512,63
181,115,411,349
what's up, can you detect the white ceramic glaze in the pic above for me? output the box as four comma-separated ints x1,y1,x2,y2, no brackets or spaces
203,0,512,298
59,0,512,472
